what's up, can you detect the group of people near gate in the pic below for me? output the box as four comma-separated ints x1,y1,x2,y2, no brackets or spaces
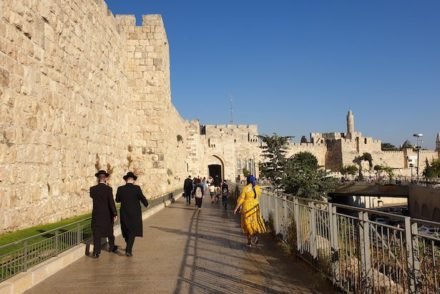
183,176,230,210
89,170,148,258
183,174,266,247
90,169,267,258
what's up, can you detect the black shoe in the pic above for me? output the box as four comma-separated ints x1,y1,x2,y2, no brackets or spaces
252,236,259,245
91,253,100,258
110,245,118,253
125,252,133,257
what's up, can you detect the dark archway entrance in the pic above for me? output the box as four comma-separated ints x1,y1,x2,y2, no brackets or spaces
209,164,222,186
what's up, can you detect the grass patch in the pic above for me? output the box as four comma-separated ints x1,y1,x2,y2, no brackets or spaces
0,212,91,248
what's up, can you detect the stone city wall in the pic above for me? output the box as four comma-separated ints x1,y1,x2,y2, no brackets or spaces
116,14,188,194
0,0,187,233
186,123,261,181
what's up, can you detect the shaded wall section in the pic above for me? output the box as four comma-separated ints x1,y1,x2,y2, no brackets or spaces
409,185,440,222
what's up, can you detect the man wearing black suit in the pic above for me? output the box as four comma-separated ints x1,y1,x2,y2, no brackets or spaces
90,170,118,258
183,176,193,205
116,171,149,256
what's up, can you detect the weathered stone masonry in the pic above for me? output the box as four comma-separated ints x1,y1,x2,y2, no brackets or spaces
0,0,187,233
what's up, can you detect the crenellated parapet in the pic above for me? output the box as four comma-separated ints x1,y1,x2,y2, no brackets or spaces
116,14,170,104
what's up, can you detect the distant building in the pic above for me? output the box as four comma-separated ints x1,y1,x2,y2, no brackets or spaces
186,111,440,181
286,111,439,177
185,121,261,182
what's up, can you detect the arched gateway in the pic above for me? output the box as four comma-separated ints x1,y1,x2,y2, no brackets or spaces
207,155,224,186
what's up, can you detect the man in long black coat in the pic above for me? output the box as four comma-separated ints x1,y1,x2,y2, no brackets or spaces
183,176,193,205
116,171,149,256
90,170,118,258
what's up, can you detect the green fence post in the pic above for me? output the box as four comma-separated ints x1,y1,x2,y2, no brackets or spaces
77,222,82,245
55,230,59,255
23,240,28,272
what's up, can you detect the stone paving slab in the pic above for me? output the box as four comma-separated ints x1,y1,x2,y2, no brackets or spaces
26,198,336,294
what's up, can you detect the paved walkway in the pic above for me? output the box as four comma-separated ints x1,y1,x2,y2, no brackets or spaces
27,197,335,294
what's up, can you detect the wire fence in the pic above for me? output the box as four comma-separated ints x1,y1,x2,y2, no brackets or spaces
259,190,440,294
0,188,182,283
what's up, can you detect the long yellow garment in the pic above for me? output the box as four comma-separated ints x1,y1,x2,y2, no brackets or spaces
237,184,266,235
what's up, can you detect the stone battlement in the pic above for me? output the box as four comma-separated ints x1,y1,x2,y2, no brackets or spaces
288,142,326,147
115,14,165,27
206,124,258,130
382,150,404,155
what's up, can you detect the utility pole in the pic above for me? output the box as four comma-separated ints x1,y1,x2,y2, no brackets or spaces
413,133,423,180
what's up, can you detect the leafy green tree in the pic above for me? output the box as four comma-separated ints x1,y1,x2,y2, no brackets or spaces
381,142,398,151
258,133,292,189
290,151,319,169
374,164,383,178
353,152,373,180
283,152,337,200
362,152,373,169
382,166,394,182
341,165,358,176
423,159,440,178
374,165,394,182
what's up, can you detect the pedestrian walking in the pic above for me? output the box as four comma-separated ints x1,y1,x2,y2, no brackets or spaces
116,171,149,256
233,175,266,247
192,178,204,209
221,180,229,210
202,177,209,198
209,183,215,203
214,185,221,203
90,170,118,258
183,176,193,205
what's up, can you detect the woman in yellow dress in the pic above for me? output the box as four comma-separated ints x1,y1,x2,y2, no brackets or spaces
234,175,266,247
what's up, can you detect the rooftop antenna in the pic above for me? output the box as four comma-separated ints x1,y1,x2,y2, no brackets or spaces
229,95,234,124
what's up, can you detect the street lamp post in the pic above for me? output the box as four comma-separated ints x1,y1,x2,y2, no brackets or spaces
413,133,423,179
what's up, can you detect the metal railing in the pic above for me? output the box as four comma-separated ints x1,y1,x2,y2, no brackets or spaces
0,188,182,283
259,190,440,293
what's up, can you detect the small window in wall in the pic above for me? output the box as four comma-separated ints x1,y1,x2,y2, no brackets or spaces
364,138,367,144
200,125,206,135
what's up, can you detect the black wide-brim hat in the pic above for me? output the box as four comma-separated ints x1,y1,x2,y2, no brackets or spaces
95,170,110,177
123,171,137,181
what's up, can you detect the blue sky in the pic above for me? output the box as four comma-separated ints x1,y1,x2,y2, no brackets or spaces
104,0,440,149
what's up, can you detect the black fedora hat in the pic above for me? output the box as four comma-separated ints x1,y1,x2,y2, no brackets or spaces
123,171,137,181
95,170,110,177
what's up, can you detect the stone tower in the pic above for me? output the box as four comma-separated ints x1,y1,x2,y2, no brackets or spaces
346,110,355,139
436,133,440,151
